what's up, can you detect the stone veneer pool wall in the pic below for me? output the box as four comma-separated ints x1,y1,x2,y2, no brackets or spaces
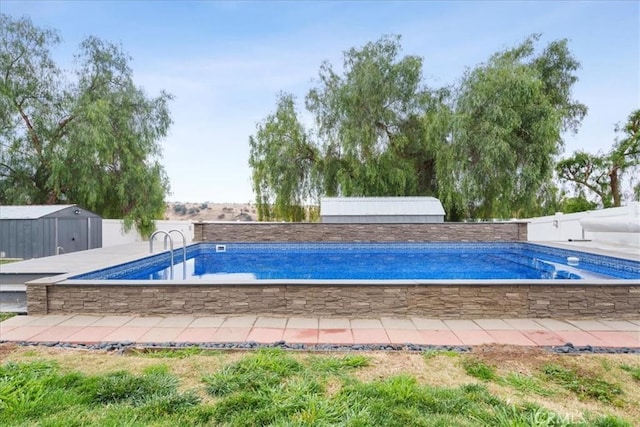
27,282,639,319
193,222,529,242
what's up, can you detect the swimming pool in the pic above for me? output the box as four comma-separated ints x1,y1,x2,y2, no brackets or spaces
71,242,640,281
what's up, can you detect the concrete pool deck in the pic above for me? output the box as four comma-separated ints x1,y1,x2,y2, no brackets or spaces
1,314,639,348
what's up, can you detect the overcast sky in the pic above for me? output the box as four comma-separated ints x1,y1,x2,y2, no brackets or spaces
3,0,639,203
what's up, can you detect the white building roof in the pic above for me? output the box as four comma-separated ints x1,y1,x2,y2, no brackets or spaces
320,197,445,216
0,205,77,219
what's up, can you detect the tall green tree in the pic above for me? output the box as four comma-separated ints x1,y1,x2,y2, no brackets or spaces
249,93,317,221
444,35,586,219
305,35,440,198
248,34,586,221
557,109,640,207
0,15,172,235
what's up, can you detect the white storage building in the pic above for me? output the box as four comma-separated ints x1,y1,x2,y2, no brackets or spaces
320,197,446,223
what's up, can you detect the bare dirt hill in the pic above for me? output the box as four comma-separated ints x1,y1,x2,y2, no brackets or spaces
164,202,257,222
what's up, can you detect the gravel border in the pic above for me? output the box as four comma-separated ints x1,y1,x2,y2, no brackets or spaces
2,340,639,354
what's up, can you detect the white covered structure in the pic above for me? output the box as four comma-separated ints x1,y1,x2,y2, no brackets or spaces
320,197,446,223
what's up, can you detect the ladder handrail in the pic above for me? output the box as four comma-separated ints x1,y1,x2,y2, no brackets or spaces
166,229,187,280
149,230,174,280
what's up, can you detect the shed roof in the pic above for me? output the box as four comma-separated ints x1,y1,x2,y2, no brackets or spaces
0,205,78,219
320,197,446,216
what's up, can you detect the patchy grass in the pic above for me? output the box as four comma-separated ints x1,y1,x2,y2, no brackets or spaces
620,364,640,382
498,371,556,397
127,347,222,359
0,344,637,425
423,349,459,360
0,313,16,323
461,357,498,381
542,363,624,405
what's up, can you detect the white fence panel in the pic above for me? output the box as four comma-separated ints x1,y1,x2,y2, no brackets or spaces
102,220,194,247
526,203,640,246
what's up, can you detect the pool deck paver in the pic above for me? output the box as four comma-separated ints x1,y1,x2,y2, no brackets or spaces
352,328,390,344
350,319,384,329
381,318,415,330
552,330,608,347
520,330,566,346
599,320,640,331
485,330,536,346
385,328,425,345
503,319,547,330
255,317,288,328
287,317,319,329
66,326,119,344
318,329,354,345
419,330,463,346
91,316,135,327
156,316,196,328
189,316,226,328
102,326,152,342
138,327,187,343
452,330,496,346
221,316,257,328
283,328,319,345
411,318,447,330
125,317,164,327
57,315,102,327
472,319,514,330
29,326,85,342
319,318,351,329
567,320,615,331
176,327,218,343
588,331,640,348
211,327,252,342
1,315,638,349
247,327,284,343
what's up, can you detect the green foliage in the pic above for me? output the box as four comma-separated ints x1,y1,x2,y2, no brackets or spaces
0,15,171,235
0,360,201,425
249,92,318,221
498,372,555,397
249,34,586,221
130,347,220,359
306,354,370,374
542,364,623,404
461,357,498,381
559,196,598,213
422,349,459,360
203,348,303,396
447,35,586,219
557,109,640,208
620,364,640,382
0,312,16,322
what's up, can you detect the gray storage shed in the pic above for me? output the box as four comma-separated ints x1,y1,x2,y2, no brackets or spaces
320,197,446,223
0,205,102,259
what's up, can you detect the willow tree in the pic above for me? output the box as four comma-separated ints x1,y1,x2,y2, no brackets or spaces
444,35,587,219
557,109,640,207
0,15,172,235
249,93,318,221
305,35,440,197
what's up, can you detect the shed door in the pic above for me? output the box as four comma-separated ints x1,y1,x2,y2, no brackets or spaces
57,219,88,254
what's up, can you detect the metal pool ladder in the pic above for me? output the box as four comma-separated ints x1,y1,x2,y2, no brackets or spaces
149,229,188,280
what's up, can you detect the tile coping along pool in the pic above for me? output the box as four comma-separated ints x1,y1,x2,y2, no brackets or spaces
25,242,640,318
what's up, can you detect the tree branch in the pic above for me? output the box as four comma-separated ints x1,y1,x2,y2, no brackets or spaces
13,100,42,156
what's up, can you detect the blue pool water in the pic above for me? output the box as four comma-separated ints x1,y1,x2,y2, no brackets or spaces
72,243,640,281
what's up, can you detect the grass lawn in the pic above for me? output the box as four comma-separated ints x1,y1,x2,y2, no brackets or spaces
0,344,638,426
